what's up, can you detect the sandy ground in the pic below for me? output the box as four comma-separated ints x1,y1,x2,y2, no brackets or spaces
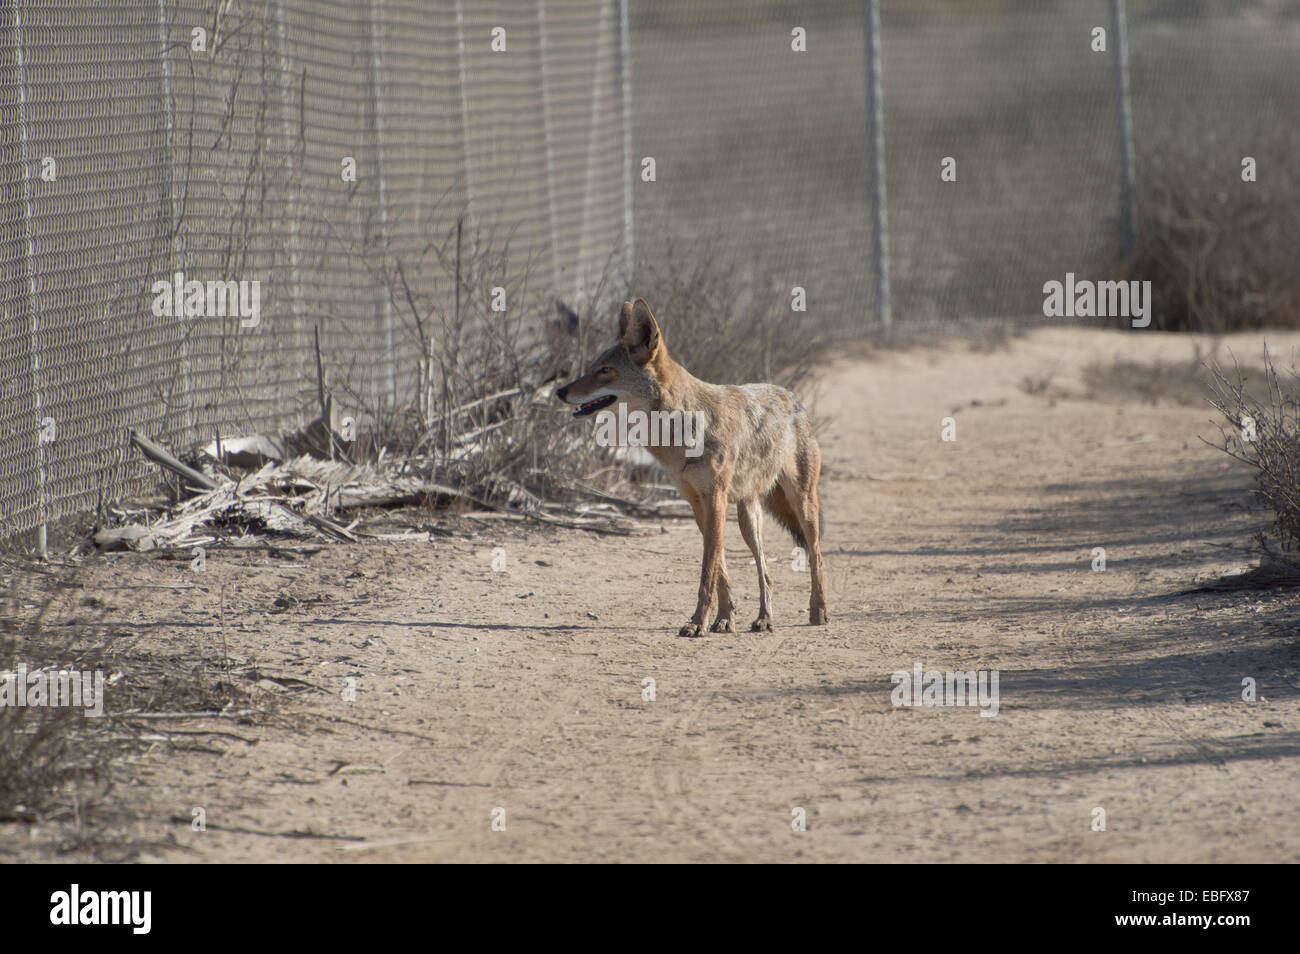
7,326,1300,863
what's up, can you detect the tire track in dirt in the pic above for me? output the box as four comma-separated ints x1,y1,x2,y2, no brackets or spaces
404,643,596,861
641,630,794,860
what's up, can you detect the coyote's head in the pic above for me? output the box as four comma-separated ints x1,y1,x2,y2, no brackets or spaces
555,299,665,417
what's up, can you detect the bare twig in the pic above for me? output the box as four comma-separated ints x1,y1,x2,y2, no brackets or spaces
130,430,218,492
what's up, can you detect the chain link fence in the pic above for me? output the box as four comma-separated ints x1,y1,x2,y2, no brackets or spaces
0,0,630,547
3,0,1299,545
631,0,1300,331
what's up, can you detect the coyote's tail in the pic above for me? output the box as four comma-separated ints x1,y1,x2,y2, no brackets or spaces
763,485,822,549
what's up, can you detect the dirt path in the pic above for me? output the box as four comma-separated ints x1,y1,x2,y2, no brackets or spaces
13,327,1300,863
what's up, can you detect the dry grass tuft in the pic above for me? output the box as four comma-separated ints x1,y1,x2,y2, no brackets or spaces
1206,348,1300,572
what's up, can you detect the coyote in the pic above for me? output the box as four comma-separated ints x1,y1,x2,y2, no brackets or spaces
556,299,828,636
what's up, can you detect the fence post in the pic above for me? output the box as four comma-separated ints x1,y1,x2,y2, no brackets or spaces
575,2,612,301
367,0,396,412
863,0,891,333
1110,0,1137,256
536,0,562,299
13,4,47,558
453,0,477,235
157,0,196,442
273,0,308,400
614,0,634,291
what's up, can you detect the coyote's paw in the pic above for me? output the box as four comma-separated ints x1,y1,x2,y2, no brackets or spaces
710,617,735,633
809,606,829,626
750,617,773,632
678,622,704,638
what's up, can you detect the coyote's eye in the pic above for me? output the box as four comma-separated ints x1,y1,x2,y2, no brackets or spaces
599,366,614,375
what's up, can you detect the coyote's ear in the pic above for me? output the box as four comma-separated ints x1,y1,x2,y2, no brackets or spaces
617,300,634,340
620,298,661,365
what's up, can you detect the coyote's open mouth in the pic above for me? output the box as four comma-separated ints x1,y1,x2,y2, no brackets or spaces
573,395,617,418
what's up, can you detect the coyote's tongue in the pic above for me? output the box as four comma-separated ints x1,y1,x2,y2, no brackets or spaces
574,395,617,418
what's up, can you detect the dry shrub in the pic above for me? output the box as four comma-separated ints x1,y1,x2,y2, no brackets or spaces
0,572,118,829
0,565,263,851
1082,343,1273,407
631,237,831,397
344,217,617,510
1124,143,1300,332
1207,348,1300,570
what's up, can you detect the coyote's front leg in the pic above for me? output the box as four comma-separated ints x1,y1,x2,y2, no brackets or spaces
680,487,728,637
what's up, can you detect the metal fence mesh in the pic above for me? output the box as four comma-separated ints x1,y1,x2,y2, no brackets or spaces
631,0,1300,330
0,0,628,543
3,0,1299,543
